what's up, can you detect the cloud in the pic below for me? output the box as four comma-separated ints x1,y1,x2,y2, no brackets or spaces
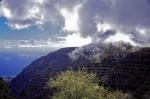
58,33,92,47
0,34,92,49
0,0,150,46
69,41,134,62
0,0,83,30
0,39,59,48
78,0,150,46
0,0,43,29
105,32,137,46
60,5,81,32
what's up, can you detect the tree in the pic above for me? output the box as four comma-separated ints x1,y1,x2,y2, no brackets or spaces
48,70,132,99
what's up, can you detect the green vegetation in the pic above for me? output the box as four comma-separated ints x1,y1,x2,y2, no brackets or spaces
48,70,132,99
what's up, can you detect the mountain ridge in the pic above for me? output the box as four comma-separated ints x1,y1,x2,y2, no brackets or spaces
10,46,150,99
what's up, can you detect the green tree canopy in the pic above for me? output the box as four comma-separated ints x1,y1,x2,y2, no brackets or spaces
48,70,132,99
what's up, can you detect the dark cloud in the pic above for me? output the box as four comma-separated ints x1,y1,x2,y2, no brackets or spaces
77,0,150,46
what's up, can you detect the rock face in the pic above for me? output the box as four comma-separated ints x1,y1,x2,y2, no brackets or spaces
0,77,14,99
10,47,150,99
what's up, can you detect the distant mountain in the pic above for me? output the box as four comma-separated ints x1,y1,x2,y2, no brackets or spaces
0,77,14,99
10,44,150,99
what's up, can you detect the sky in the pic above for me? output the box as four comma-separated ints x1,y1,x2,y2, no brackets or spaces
0,0,92,50
0,0,150,76
0,0,150,50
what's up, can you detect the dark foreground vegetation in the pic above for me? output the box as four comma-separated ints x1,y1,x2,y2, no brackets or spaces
0,77,14,99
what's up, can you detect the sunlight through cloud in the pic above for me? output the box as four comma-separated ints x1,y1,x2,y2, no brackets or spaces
2,6,11,18
58,33,92,47
60,5,81,32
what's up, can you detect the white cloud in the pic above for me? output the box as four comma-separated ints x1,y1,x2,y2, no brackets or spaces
136,27,146,36
105,32,137,46
0,0,83,30
1,6,11,18
0,0,150,47
35,0,47,4
0,34,92,50
60,5,81,32
78,0,150,46
8,23,31,30
97,23,113,32
58,33,92,47
0,39,59,48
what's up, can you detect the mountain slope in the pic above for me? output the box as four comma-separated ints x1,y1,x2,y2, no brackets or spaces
105,48,150,98
10,47,90,99
0,77,14,99
10,46,150,99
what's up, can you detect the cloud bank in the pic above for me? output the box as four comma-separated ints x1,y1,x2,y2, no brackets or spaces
0,0,150,46
0,33,91,49
78,0,150,46
0,0,83,29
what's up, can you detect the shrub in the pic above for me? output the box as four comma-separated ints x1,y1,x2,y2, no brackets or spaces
48,70,132,99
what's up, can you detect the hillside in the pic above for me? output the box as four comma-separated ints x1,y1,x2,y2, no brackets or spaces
0,77,14,99
104,48,150,98
10,47,90,99
10,46,150,99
